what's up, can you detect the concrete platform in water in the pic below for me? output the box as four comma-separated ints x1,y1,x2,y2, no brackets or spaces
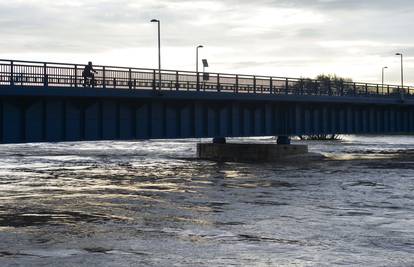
197,143,309,162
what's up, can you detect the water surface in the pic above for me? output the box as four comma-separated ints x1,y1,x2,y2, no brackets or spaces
1,136,414,266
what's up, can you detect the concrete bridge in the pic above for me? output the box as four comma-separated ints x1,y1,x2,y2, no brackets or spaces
0,59,413,144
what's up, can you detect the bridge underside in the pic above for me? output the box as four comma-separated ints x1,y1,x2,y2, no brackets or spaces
0,87,413,144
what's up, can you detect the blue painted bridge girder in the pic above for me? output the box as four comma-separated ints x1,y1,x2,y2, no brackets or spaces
0,85,413,144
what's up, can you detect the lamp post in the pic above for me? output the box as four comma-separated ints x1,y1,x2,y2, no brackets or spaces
395,53,404,89
196,45,203,73
382,66,388,90
196,45,203,91
151,19,161,90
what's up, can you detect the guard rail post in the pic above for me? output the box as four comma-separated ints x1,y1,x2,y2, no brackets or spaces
235,75,239,93
10,60,14,86
128,68,132,89
152,69,156,90
196,72,200,91
253,76,256,94
217,74,220,92
269,77,273,94
43,63,48,87
102,66,106,89
74,65,78,87
285,78,289,95
175,71,179,90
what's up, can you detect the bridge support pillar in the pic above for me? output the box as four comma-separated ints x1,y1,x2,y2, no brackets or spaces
212,137,226,144
197,141,307,163
277,136,291,145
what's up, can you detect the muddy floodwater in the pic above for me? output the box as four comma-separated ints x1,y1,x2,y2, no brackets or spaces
1,136,414,266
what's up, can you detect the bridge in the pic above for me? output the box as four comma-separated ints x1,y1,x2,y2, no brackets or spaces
0,59,413,144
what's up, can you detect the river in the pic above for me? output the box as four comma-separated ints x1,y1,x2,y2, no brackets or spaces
1,136,414,266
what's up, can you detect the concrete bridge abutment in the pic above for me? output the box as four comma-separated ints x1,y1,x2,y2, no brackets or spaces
197,136,308,162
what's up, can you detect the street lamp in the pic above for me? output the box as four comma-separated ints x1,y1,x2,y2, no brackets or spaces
395,53,404,89
151,19,161,90
196,45,203,73
382,66,388,90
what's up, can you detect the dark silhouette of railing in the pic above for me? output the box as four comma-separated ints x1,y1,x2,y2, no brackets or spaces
0,59,412,97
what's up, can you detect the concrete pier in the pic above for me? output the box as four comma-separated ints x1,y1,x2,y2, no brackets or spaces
197,143,308,162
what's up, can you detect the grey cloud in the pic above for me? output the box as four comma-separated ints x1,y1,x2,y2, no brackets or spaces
0,0,413,84
222,0,414,12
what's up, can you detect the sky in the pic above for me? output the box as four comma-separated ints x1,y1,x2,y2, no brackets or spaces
0,0,413,85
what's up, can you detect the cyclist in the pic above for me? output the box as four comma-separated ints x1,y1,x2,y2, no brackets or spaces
82,61,98,87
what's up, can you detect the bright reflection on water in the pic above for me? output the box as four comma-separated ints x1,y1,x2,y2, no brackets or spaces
1,136,414,266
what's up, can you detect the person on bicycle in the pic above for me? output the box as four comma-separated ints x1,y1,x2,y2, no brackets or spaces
82,61,98,87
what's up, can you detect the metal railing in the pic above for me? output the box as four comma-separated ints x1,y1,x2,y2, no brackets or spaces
0,59,412,98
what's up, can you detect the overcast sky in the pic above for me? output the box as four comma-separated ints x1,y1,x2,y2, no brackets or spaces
0,0,413,85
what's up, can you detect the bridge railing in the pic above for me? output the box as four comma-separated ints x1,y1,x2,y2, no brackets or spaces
0,59,412,98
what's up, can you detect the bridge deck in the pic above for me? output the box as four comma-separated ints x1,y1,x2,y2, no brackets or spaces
1,59,412,98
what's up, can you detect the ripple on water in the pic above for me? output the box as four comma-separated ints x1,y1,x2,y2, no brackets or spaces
0,209,129,227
